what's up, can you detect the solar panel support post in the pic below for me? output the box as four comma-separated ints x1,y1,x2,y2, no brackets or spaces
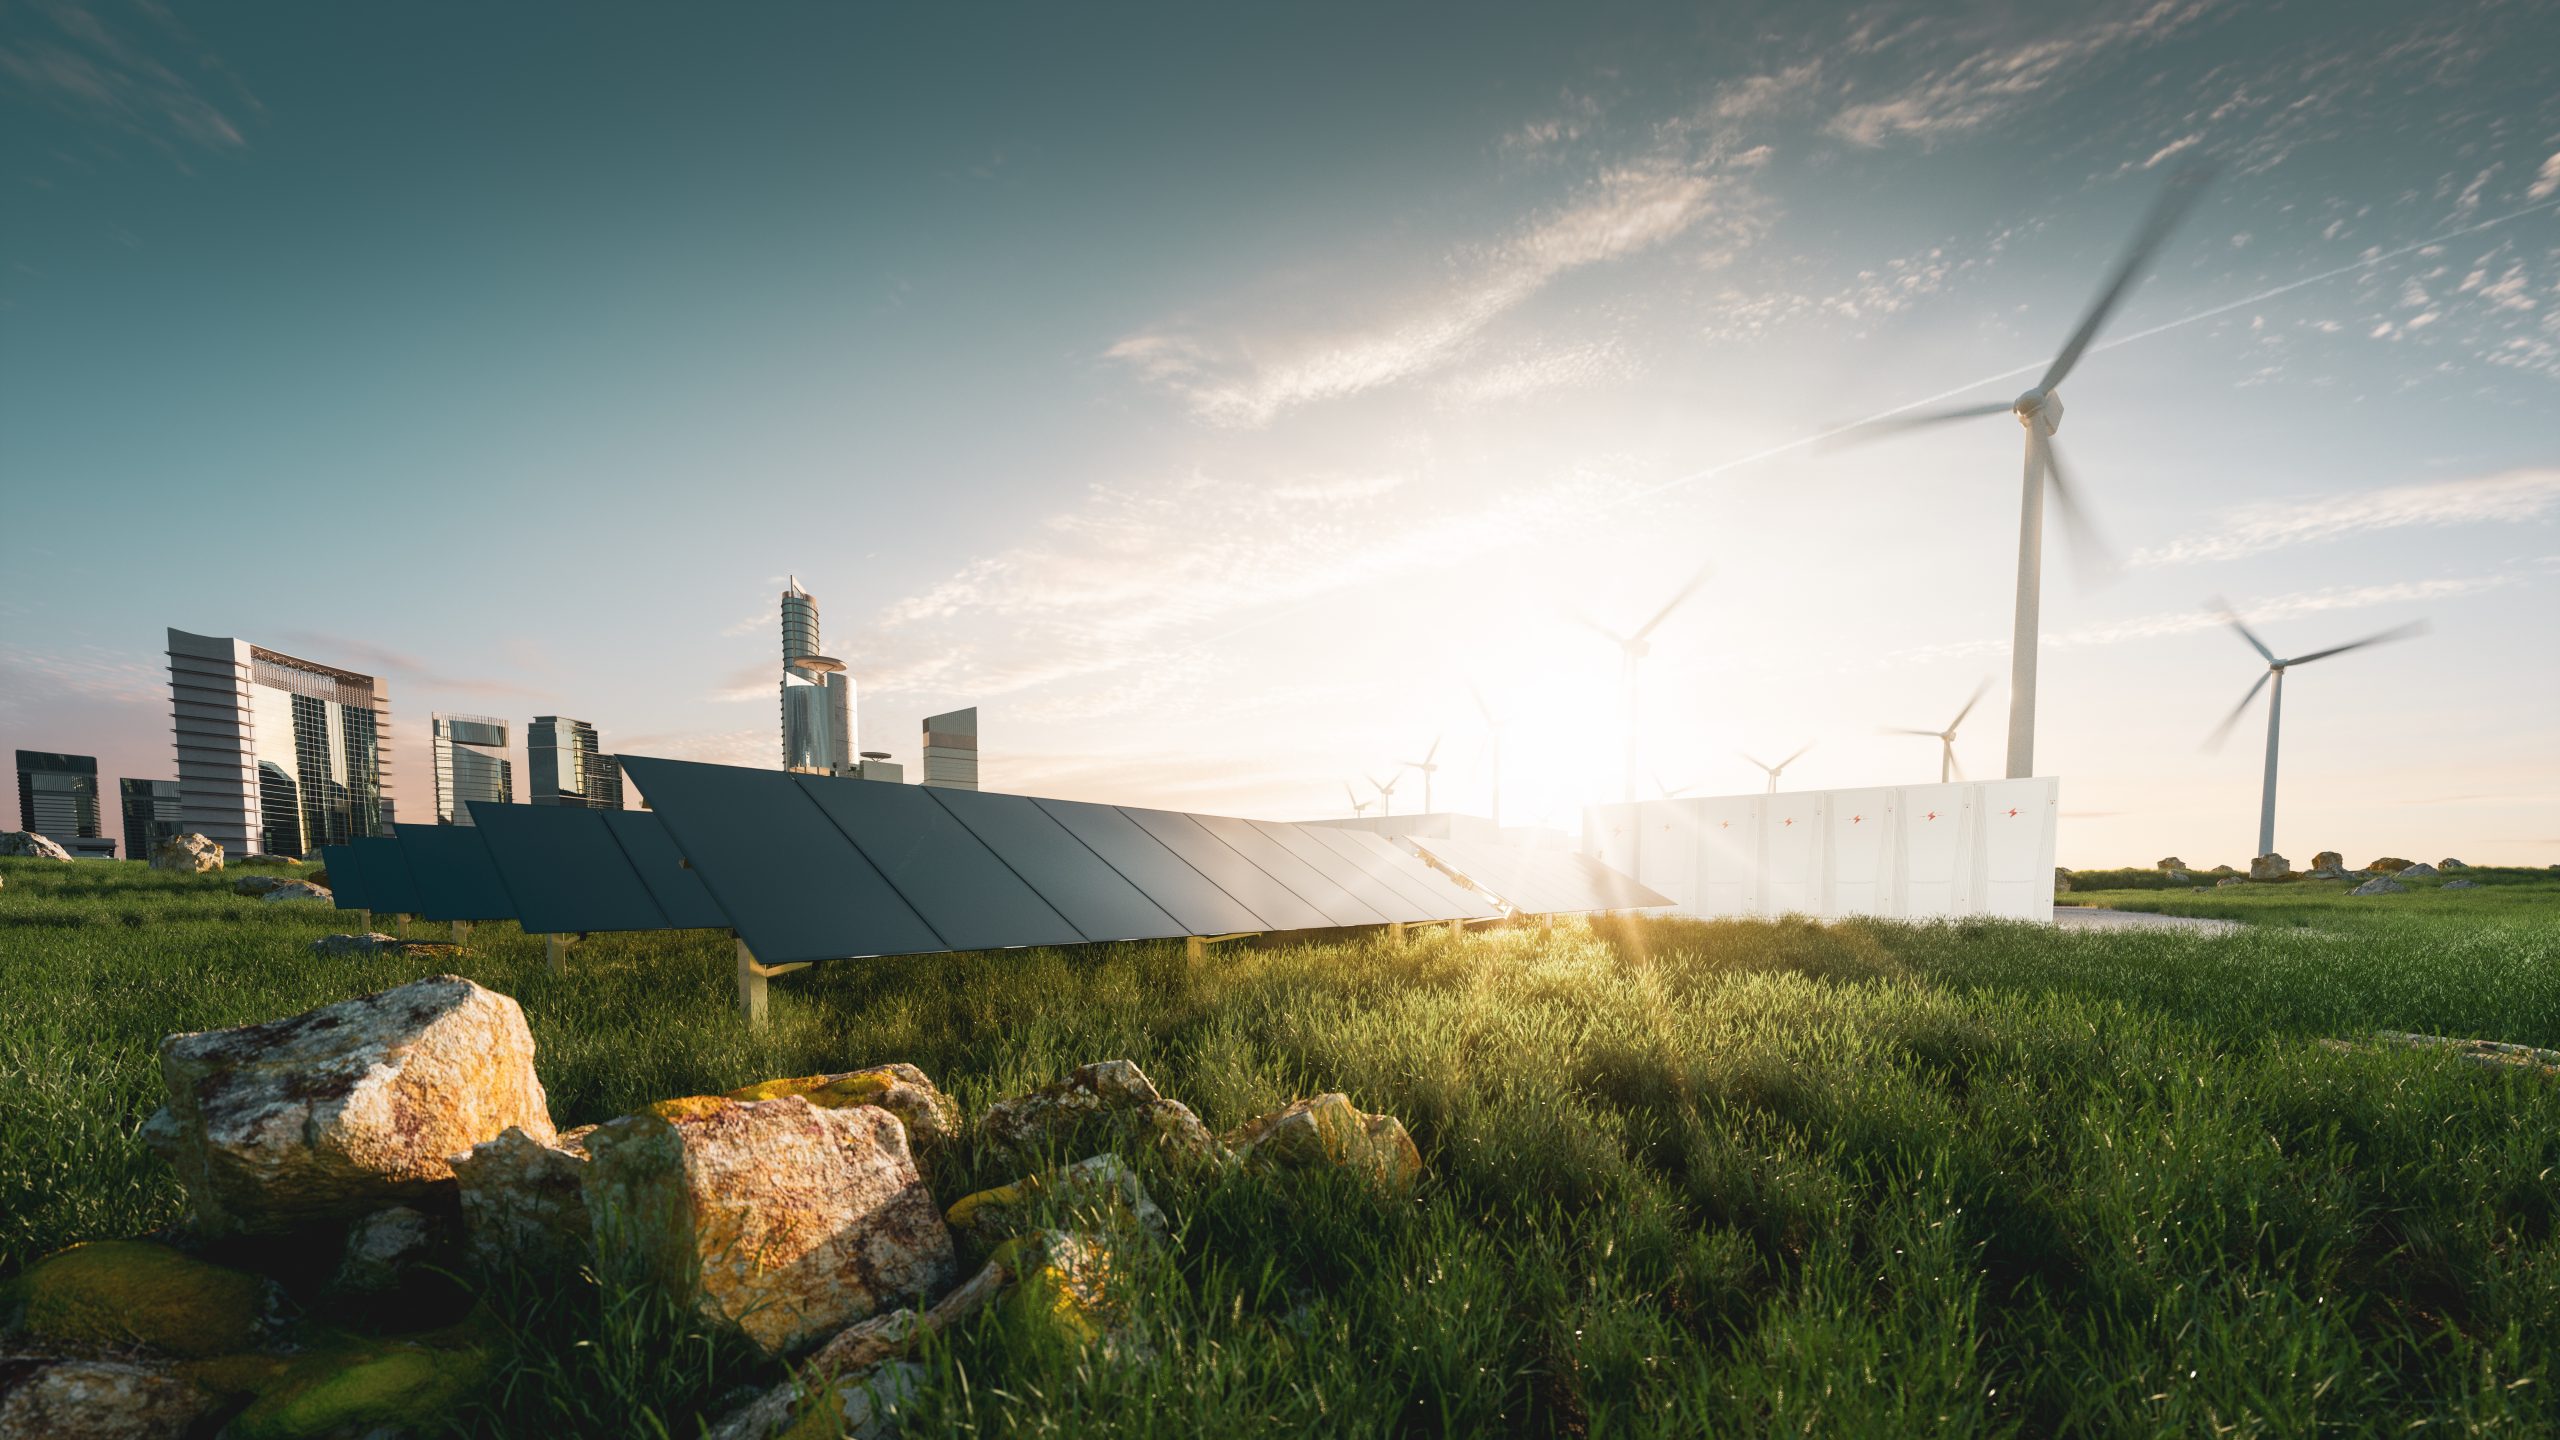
545,933,577,975
1184,932,1258,962
736,937,766,1027
1388,921,1406,946
451,920,471,946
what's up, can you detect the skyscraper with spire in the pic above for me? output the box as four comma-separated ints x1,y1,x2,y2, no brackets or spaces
779,576,855,775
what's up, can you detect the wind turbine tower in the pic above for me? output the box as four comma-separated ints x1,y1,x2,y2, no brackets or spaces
2208,602,2425,857
1577,562,1715,803
1402,735,1442,814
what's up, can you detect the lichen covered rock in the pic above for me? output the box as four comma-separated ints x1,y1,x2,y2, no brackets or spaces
2247,852,2290,881
2396,862,2440,878
232,873,295,897
2310,850,2345,873
451,1124,595,1274
0,831,71,861
2350,875,2408,896
332,1205,449,1297
222,1332,490,1440
727,1063,958,1150
2367,856,2413,873
946,1153,1165,1244
259,881,334,904
988,1230,1124,1347
981,1060,1218,1164
1225,1093,1422,1195
149,834,222,873
585,1095,954,1356
7,1240,272,1358
141,975,555,1237
0,1354,216,1440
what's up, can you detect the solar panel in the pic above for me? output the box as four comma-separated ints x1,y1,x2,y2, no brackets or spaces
317,845,369,912
391,824,517,922
1029,798,1267,937
1406,836,1670,915
353,835,425,915
795,774,1083,952
599,810,730,929
1119,807,1333,932
1239,819,1412,925
926,789,1183,943
618,756,942,964
469,803,669,936
1306,825,1501,921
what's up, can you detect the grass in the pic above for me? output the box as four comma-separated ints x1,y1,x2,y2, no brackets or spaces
4,857,2558,1436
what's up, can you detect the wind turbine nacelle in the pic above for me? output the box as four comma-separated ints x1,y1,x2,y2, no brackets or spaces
2012,388,2061,435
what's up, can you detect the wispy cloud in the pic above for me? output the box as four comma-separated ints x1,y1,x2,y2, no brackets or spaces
2132,468,2560,567
1435,338,1636,407
0,0,261,163
272,631,551,699
0,644,163,716
1825,1,2218,148
2533,152,2560,203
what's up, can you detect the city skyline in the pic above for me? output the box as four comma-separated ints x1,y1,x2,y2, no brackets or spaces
2,3,2555,865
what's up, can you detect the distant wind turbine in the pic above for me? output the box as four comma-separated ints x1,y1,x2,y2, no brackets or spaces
1881,678,1993,784
2206,600,2426,858
1573,561,1716,803
1402,735,1443,814
1848,163,2212,781
1654,774,1700,799
1368,771,1400,818
1740,744,1812,796
1470,686,1505,828
1344,782,1373,820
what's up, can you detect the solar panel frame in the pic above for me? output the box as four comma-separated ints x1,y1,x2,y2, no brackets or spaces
469,803,671,936
599,810,730,930
795,774,1084,953
925,789,1185,943
1119,807,1333,932
1030,798,1267,937
353,835,425,915
391,823,518,923
1246,820,1421,924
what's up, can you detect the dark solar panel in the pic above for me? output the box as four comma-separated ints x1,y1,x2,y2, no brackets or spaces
925,789,1184,943
1194,815,1386,928
1119,807,1332,932
354,835,425,915
618,756,942,964
392,823,517,922
470,803,669,936
599,810,730,930
317,845,369,911
795,774,1082,952
1245,820,1428,924
1029,798,1266,937
1294,824,1493,922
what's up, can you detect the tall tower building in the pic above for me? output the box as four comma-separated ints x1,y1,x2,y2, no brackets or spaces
168,629,393,858
528,716,623,810
16,750,101,839
779,576,855,775
120,778,184,859
432,714,513,825
919,707,978,790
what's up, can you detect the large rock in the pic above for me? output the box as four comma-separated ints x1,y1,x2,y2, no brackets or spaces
707,1260,1011,1440
450,1124,596,1275
2444,879,2478,890
2154,856,2186,872
726,1064,959,1151
140,976,555,1238
332,1205,452,1297
2439,857,2467,870
2248,852,2290,881
987,1230,1125,1347
2310,850,2345,873
981,1060,1219,1164
2350,876,2407,897
2396,862,2439,878
0,1355,216,1440
585,1095,954,1356
8,1240,272,1358
221,1332,490,1440
0,831,70,861
1225,1093,1423,1195
232,873,295,897
946,1154,1165,1243
149,834,222,873
2053,867,2072,893
259,881,334,904
2366,856,2413,873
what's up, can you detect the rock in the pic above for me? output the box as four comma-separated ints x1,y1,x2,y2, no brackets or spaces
2349,876,2407,896
981,1060,1219,1164
232,873,295,897
2439,858,2466,870
946,1154,1166,1243
1225,1093,1423,1195
2248,852,2290,881
585,1095,954,1356
2367,856,2413,873
2166,870,2191,882
332,1205,449,1297
706,1260,1011,1440
308,934,459,959
2209,865,2238,876
0,832,71,861
2154,856,2186,872
2053,867,2072,893
450,1124,595,1275
140,975,555,1238
2444,879,2478,890
988,1230,1124,1347
7,1240,272,1358
2365,1031,2560,1077
2216,877,2246,888
304,868,329,887
221,1332,489,1440
2396,862,2439,878
726,1064,959,1151
0,1354,216,1440
149,834,222,873
2311,851,2344,873
259,881,334,904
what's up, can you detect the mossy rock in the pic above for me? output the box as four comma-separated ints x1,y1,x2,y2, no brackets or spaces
224,1333,490,1439
987,1231,1120,1347
8,1239,271,1357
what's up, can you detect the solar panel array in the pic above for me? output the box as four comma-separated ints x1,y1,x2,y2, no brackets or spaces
621,755,1503,966
321,809,732,937
1401,835,1672,915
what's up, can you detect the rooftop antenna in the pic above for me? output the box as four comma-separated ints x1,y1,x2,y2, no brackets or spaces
2205,599,2426,857
1740,743,1812,796
1882,678,1993,784
1572,560,1716,804
1846,163,2211,780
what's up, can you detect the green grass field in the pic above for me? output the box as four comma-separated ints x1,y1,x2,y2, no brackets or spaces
4,857,2558,1437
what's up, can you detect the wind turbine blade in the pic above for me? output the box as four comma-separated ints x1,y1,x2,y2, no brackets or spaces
2286,620,2430,667
2038,435,2120,580
2210,597,2278,663
2204,670,2272,750
1949,743,1967,783
1778,742,1814,771
1469,684,1496,726
1880,727,1943,737
1632,560,1716,642
1565,609,1627,647
1424,734,1441,765
1831,399,2015,445
2038,161,2215,392
1948,676,1993,733
1739,751,1772,774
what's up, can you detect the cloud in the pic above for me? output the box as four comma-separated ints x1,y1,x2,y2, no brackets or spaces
0,645,164,716
2132,468,2560,567
270,630,552,699
0,0,261,162
1825,1,2218,148
2533,152,2560,202
1435,338,1637,407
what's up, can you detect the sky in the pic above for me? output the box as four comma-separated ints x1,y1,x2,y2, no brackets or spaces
2,0,2556,867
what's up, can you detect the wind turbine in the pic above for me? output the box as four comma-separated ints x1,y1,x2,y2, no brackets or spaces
2205,601,2426,858
1654,774,1700,799
1851,163,2212,781
1401,735,1443,814
1574,561,1716,803
1344,783,1373,820
1740,744,1812,796
1470,686,1504,828
1368,771,1400,818
1881,678,1992,784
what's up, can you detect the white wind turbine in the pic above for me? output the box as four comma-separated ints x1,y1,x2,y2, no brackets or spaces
1853,163,2212,781
1470,686,1505,828
1401,735,1443,814
1654,774,1700,799
1574,561,1716,804
1740,744,1812,796
1344,782,1373,820
1882,678,1993,784
1368,771,1401,818
2206,601,2427,859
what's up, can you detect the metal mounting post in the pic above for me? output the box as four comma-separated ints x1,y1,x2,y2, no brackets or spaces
451,920,471,946
736,937,766,1028
545,933,575,975
1388,921,1407,945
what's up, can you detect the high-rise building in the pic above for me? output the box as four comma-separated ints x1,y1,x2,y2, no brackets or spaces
16,750,101,839
167,630,392,858
919,707,979,790
528,716,622,810
779,576,855,775
119,778,184,859
432,714,513,824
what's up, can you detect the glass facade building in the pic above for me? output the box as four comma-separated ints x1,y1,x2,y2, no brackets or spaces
528,716,623,810
779,576,856,775
16,750,102,839
120,778,184,860
167,630,393,858
432,714,513,825
920,707,979,791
